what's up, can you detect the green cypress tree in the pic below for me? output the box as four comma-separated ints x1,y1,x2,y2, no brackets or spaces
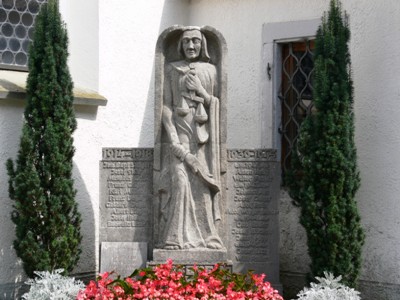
287,0,364,287
6,0,82,277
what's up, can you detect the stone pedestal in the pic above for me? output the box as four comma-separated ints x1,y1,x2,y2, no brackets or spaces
100,242,147,277
99,147,280,290
151,248,228,265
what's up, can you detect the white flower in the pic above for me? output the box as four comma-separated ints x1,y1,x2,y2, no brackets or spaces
22,269,85,300
294,272,361,300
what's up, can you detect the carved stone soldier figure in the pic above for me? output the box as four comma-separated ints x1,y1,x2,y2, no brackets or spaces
155,27,225,250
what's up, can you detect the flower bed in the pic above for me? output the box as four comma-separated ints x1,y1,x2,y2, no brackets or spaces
77,259,283,299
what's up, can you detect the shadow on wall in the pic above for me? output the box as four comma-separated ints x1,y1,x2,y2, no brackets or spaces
137,0,189,147
72,161,97,283
73,104,100,281
0,100,97,298
0,99,26,299
0,167,96,299
74,104,99,122
0,79,25,101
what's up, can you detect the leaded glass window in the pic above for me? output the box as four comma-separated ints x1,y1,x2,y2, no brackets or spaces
0,0,47,70
279,40,315,173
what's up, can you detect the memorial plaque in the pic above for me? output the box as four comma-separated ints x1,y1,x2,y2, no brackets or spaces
226,149,280,284
100,147,280,286
100,148,153,244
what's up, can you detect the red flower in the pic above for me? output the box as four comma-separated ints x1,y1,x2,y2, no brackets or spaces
139,271,146,277
78,260,283,300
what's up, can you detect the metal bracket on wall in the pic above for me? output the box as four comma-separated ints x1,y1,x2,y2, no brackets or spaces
267,63,272,80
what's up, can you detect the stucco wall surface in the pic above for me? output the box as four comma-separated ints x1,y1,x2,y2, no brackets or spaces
0,0,190,290
348,0,400,287
60,0,99,92
74,0,191,275
0,102,25,287
189,0,400,291
189,0,330,148
1,0,400,298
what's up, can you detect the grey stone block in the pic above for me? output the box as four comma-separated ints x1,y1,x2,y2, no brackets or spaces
153,26,228,254
226,149,280,285
99,148,153,246
100,242,147,277
99,147,280,288
151,248,228,265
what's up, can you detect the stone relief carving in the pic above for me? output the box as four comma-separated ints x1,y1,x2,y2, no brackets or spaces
154,26,227,251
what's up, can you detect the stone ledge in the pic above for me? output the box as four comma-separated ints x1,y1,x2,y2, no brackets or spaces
151,248,229,265
0,70,107,106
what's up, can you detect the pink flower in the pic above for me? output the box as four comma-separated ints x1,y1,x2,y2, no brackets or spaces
139,271,146,277
77,260,283,300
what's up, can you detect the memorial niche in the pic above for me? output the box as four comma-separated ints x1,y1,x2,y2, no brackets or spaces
154,26,227,253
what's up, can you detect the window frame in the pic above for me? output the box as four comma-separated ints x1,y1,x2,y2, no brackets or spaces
261,19,320,167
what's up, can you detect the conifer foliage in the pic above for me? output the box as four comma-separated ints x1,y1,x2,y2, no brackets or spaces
6,0,82,277
287,0,364,287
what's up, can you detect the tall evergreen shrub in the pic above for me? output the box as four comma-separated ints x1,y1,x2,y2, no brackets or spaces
6,0,82,277
287,0,364,287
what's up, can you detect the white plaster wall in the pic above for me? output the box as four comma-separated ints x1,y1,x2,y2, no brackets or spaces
2,0,400,294
0,101,25,285
0,0,102,285
348,0,400,286
187,0,328,284
0,0,190,287
70,0,190,275
189,0,330,148
189,0,400,288
60,0,99,91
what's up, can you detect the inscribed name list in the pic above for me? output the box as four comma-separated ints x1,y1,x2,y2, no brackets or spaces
227,149,279,273
100,148,153,242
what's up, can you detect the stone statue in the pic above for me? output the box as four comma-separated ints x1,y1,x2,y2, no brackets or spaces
154,26,227,252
